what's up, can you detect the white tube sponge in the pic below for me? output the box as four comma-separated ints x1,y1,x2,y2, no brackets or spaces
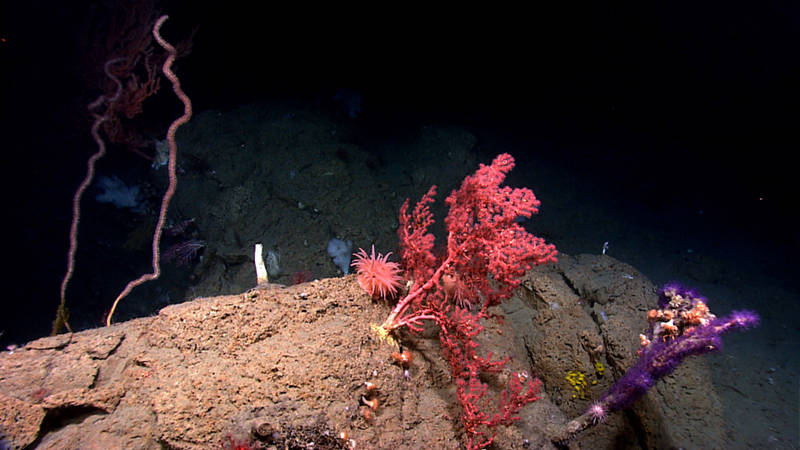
255,243,268,284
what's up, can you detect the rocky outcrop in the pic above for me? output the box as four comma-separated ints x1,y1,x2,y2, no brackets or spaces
0,255,725,449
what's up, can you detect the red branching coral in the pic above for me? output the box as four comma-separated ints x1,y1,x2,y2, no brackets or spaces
372,153,556,449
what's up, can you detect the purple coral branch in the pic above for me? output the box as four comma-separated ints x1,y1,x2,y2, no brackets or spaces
550,284,759,444
600,309,759,412
163,239,206,266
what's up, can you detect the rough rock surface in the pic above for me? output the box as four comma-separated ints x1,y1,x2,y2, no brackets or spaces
509,254,726,448
0,255,725,449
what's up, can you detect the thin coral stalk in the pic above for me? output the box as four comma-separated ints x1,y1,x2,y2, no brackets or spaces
106,15,192,326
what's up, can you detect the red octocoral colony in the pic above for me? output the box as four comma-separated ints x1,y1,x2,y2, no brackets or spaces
356,154,557,449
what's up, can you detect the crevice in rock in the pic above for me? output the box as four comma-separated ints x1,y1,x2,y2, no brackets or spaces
39,405,108,438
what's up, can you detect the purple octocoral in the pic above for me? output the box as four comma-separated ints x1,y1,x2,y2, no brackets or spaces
657,281,705,309
600,285,759,412
163,239,206,267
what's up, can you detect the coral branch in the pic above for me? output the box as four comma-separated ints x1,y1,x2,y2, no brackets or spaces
106,16,193,326
550,283,759,444
54,58,127,335
366,154,556,448
379,153,556,335
163,239,206,267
